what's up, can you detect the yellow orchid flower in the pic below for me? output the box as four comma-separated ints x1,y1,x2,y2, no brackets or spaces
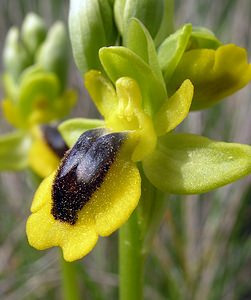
26,73,194,261
28,125,68,178
27,129,141,261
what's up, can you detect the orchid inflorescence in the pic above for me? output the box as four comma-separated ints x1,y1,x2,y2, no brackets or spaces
1,1,250,263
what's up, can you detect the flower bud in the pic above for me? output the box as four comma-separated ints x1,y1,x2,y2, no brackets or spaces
114,0,165,41
3,27,31,81
21,13,47,54
69,0,117,74
36,22,69,90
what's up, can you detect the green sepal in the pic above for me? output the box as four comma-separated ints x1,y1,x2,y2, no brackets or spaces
58,118,105,147
84,70,118,118
69,0,117,74
21,13,47,54
0,131,31,171
158,23,192,82
188,27,221,50
125,18,164,84
36,22,69,90
143,133,251,194
19,65,45,83
99,46,167,115
114,0,164,40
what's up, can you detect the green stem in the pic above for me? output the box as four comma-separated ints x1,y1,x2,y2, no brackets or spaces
119,165,166,300
60,252,80,300
119,211,145,300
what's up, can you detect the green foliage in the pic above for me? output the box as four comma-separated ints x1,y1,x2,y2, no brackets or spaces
0,131,31,171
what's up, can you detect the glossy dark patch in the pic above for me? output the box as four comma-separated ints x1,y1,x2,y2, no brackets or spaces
41,125,68,158
51,129,126,225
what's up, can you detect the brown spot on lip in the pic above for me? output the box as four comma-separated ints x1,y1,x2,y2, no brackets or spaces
51,129,126,225
41,125,69,158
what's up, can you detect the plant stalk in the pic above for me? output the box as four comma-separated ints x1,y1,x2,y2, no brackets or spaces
119,211,145,300
60,253,80,300
119,165,166,300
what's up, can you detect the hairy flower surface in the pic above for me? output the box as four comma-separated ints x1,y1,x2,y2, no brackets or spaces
27,129,141,261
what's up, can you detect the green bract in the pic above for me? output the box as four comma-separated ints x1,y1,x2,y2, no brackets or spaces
69,0,117,74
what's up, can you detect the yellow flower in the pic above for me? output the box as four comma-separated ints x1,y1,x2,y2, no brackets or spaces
26,73,194,261
28,125,68,178
27,129,141,261
167,44,251,109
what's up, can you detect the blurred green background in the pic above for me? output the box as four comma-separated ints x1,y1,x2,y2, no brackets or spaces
0,1,251,299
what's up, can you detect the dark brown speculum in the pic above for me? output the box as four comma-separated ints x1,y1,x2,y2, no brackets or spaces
51,129,126,225
41,125,69,158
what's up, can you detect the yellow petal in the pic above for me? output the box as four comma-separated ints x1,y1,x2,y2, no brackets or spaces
89,154,141,236
28,136,60,178
31,172,56,212
27,200,98,261
84,70,118,118
168,44,251,109
2,99,23,129
26,152,141,262
154,79,194,135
